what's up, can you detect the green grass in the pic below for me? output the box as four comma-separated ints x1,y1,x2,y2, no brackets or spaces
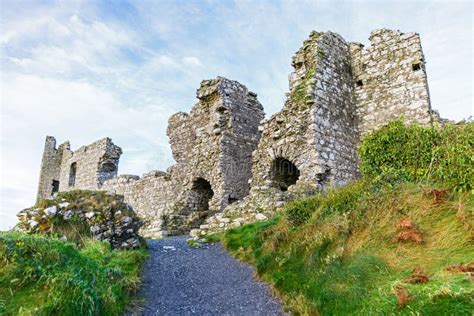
0,232,148,315
222,180,474,315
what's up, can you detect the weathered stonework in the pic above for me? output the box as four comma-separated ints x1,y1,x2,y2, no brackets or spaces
194,29,436,236
102,77,264,237
37,137,122,202
33,29,437,238
351,29,434,134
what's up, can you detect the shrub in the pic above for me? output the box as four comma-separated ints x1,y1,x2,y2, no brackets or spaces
358,120,474,192
285,197,319,226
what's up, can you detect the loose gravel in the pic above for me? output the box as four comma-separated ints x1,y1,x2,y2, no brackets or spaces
129,236,286,315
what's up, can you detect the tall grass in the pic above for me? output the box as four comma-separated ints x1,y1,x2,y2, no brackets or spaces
0,232,147,315
223,180,474,314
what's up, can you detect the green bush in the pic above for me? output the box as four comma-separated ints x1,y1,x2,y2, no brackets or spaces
0,232,147,315
358,120,474,192
285,197,319,226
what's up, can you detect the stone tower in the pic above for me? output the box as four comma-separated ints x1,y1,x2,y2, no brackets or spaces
351,29,434,133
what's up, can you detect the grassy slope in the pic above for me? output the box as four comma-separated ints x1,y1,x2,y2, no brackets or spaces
223,180,474,315
0,232,147,315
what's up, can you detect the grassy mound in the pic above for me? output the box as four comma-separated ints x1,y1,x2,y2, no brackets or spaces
0,232,147,315
17,190,142,249
223,180,473,314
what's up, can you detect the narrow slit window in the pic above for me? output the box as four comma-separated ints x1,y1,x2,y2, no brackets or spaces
69,162,77,187
412,63,421,71
356,80,363,87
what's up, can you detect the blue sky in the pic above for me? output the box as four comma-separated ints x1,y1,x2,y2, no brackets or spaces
1,0,473,230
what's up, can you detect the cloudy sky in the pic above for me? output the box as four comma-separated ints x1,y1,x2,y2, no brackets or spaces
1,0,472,230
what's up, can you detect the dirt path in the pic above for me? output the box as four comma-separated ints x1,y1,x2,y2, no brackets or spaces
129,236,285,315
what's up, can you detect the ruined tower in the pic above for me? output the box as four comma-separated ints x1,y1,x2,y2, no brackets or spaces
197,29,435,235
351,29,434,133
36,137,122,201
102,77,264,237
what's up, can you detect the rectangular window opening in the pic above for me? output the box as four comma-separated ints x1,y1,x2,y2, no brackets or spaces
52,180,59,194
412,63,421,71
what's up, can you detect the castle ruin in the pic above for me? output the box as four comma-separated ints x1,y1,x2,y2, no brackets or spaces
35,29,436,237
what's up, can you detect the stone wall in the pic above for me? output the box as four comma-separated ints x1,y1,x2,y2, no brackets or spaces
250,31,359,193
37,137,68,201
350,29,433,134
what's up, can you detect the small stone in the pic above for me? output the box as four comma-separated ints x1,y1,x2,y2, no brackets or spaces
255,213,268,221
90,225,100,234
163,246,176,251
58,202,70,208
85,212,95,219
64,210,73,220
231,221,241,227
28,220,39,228
121,216,132,223
44,206,57,217
60,236,67,241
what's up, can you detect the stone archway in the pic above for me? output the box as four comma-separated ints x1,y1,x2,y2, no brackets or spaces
271,157,300,191
187,178,214,213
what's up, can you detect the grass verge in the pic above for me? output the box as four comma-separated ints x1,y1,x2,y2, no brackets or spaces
0,232,148,315
222,180,474,315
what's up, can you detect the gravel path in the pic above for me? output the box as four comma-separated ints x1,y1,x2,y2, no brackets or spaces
129,236,286,315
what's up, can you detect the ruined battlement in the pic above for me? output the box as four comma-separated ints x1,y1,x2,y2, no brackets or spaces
35,29,436,238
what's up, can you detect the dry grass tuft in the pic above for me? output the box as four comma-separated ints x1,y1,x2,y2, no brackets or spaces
445,261,474,273
393,284,411,308
403,266,429,284
394,218,423,243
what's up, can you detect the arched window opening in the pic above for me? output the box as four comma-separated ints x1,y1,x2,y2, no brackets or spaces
97,161,118,185
271,158,300,191
187,178,214,212
68,162,77,187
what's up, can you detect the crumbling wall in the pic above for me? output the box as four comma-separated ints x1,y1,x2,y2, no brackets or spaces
194,29,434,237
36,136,122,201
104,77,264,237
37,137,69,201
251,31,359,193
102,172,176,238
351,29,434,134
58,138,122,192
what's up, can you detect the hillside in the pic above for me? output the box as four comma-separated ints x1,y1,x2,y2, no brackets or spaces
221,121,474,314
